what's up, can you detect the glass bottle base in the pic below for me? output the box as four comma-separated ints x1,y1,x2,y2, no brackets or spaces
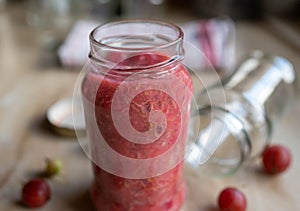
91,182,186,211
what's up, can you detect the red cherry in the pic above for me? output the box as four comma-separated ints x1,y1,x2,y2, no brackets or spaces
218,187,247,211
22,179,51,208
262,144,291,174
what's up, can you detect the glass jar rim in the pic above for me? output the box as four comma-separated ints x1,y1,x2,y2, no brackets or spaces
89,19,184,52
186,105,252,176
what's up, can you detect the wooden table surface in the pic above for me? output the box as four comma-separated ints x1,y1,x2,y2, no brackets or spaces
1,4,300,211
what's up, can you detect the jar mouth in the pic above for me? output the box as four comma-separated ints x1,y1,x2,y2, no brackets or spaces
186,106,251,176
88,19,185,73
89,19,184,52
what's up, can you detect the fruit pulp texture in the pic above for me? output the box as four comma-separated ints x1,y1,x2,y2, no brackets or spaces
82,54,193,211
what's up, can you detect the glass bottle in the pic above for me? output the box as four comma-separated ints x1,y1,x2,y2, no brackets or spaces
81,20,193,211
187,50,296,176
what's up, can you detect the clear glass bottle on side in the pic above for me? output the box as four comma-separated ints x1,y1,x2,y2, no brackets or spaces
187,50,296,176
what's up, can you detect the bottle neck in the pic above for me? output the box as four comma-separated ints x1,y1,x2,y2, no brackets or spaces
224,51,295,120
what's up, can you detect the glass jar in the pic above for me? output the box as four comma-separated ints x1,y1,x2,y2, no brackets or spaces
187,51,296,176
81,20,193,211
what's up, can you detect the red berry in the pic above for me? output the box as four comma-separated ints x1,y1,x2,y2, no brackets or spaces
218,187,247,211
22,179,51,208
262,144,291,174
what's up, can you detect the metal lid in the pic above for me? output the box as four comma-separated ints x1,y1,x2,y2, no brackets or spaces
46,98,86,137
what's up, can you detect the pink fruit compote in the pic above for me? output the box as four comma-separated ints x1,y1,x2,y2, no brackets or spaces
82,53,193,211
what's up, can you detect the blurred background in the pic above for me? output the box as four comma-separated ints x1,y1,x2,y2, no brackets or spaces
1,1,300,210
1,0,300,72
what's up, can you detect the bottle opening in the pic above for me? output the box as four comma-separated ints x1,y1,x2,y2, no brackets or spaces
89,20,184,72
186,106,251,176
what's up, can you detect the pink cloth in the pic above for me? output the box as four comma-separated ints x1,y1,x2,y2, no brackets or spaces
180,18,236,70
58,20,100,68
